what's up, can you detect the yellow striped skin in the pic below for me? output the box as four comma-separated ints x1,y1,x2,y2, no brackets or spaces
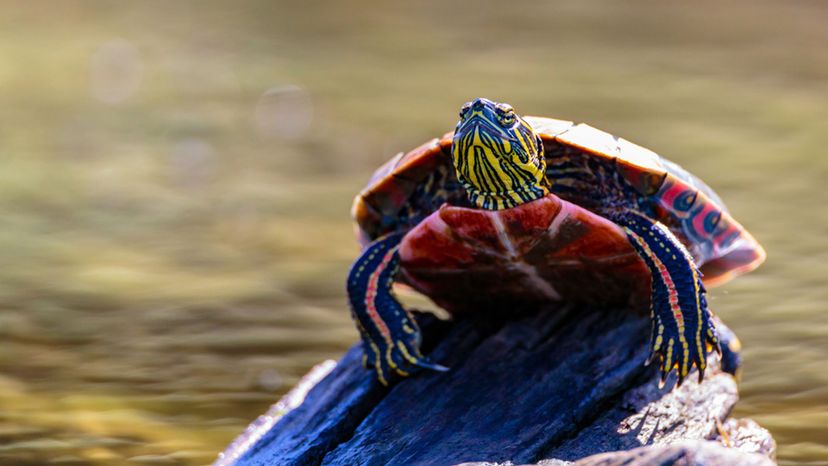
451,98,549,210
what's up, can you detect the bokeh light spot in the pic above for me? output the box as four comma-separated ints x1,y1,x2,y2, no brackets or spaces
89,39,144,104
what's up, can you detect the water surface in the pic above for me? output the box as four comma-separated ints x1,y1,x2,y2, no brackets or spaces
0,1,826,464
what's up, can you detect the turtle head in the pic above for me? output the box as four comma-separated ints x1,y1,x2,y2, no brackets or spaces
452,98,548,210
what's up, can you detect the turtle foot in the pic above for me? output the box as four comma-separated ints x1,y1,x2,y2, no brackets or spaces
647,308,720,388
347,232,448,386
361,337,448,386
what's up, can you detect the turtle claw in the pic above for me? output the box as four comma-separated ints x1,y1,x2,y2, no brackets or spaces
413,359,449,372
362,337,447,386
644,314,663,367
647,312,743,387
644,285,721,388
697,363,706,384
648,311,719,388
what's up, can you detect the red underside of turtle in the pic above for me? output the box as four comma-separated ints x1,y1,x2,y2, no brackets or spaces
398,193,651,314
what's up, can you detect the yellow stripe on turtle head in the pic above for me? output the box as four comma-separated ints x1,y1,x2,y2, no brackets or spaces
452,98,549,210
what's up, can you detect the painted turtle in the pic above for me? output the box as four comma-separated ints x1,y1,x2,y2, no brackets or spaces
348,98,765,386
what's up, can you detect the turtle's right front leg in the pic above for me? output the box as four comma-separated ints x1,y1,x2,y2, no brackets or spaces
616,211,720,387
347,232,447,385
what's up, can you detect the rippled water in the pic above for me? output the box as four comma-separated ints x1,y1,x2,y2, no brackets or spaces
0,1,826,465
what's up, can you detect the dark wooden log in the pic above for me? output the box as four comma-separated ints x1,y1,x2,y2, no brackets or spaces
536,440,774,466
215,305,775,466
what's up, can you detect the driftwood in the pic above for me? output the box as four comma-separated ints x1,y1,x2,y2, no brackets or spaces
215,305,775,466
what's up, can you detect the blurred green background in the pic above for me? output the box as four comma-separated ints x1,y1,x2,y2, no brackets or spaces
0,0,826,465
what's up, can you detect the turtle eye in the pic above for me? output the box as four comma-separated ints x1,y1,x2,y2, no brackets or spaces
459,102,472,118
495,103,515,126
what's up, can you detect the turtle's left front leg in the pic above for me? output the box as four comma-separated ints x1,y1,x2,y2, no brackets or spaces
615,211,720,386
347,232,448,385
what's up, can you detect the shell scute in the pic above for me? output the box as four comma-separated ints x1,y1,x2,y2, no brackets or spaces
615,137,667,173
615,137,668,196
524,117,575,138
524,116,764,286
352,136,449,240
555,123,622,159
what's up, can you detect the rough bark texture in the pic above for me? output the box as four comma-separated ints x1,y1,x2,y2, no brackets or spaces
216,306,776,466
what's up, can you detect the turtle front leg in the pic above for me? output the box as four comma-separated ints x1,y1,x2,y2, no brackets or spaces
616,211,720,386
347,232,448,385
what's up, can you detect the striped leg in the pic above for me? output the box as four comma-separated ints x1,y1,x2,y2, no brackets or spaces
616,211,720,386
347,232,447,385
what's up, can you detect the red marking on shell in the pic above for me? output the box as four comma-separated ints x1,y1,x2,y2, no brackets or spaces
649,162,765,287
617,163,666,197
701,244,766,287
656,180,687,211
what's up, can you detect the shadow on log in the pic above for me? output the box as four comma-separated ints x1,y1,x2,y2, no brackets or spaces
216,305,776,466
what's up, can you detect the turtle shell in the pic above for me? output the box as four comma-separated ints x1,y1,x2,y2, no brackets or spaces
352,117,765,288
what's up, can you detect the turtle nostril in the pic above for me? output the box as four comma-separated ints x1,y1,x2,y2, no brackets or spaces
471,98,487,109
